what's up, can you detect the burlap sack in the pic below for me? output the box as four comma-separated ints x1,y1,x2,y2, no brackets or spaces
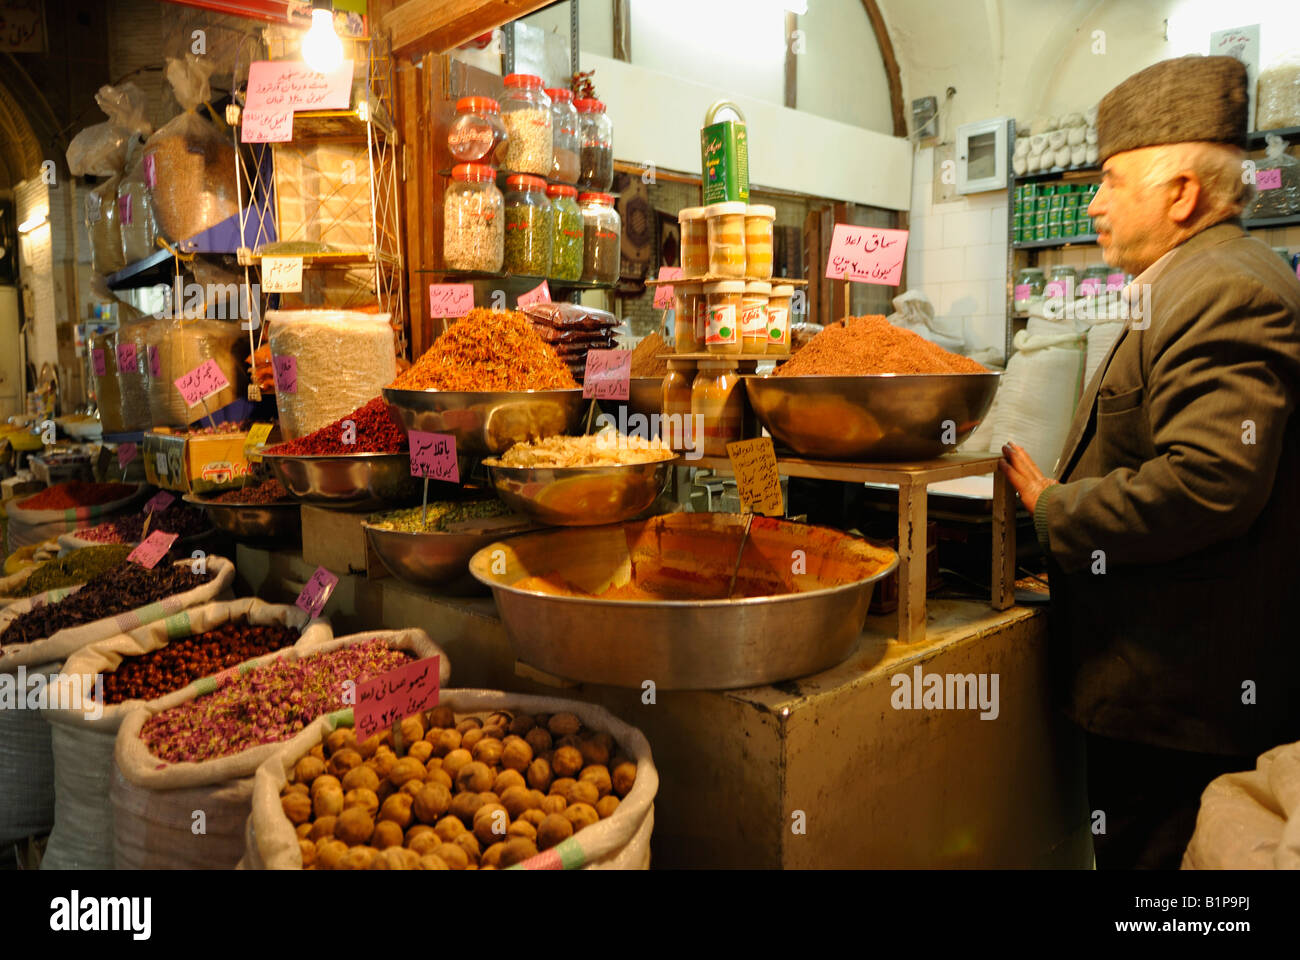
112,629,448,869
241,689,657,871
0,659,60,844
1183,740,1300,870
40,598,331,870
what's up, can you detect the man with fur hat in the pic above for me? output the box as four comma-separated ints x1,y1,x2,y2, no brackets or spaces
1000,55,1300,869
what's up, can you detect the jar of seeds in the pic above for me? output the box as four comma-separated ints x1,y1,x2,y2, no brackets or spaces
443,163,503,273
546,182,583,281
504,174,553,276
501,73,553,176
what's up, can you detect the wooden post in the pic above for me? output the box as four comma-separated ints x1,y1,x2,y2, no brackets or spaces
896,477,929,643
991,467,1017,610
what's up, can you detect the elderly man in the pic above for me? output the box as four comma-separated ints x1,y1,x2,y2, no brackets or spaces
1000,56,1300,869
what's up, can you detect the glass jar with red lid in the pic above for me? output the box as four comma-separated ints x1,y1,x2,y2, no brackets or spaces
501,73,553,176
504,174,553,276
444,163,503,273
544,87,580,183
578,191,620,283
447,96,506,164
546,183,583,281
575,98,613,191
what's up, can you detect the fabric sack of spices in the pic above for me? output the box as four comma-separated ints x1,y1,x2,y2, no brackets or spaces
1183,739,1300,869
4,482,147,552
40,598,330,871
112,629,448,870
0,657,61,844
0,545,133,610
241,689,657,871
987,329,1086,475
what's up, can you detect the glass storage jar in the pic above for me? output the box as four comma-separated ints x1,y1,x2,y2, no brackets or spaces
546,183,583,281
744,204,776,279
575,98,614,191
501,74,553,176
1013,268,1045,312
705,201,747,278
767,283,793,354
447,96,506,164
679,206,708,277
504,174,553,276
1079,263,1109,298
662,358,695,450
545,88,580,183
673,281,704,353
741,281,770,354
443,163,503,273
703,280,744,355
579,192,620,283
692,359,745,457
1046,265,1077,300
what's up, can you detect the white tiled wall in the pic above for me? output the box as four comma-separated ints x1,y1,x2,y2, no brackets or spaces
906,147,1008,357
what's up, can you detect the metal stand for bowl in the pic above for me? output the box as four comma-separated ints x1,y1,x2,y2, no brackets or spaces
694,452,1016,644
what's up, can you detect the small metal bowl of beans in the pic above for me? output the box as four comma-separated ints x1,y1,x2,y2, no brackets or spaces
261,452,424,511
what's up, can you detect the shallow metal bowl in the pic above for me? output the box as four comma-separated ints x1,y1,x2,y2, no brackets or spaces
598,377,664,430
184,494,302,544
382,388,587,456
485,459,675,527
261,452,421,511
363,518,534,591
745,372,1000,461
469,512,898,690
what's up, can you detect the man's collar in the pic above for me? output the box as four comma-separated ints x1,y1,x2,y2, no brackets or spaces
1122,219,1246,305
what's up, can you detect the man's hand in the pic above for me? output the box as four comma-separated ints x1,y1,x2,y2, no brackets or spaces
999,442,1058,513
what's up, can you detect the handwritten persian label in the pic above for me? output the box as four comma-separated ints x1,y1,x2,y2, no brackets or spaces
408,430,459,483
653,266,684,309
1013,283,1031,301
354,656,442,741
144,491,175,514
246,60,354,112
295,566,339,619
91,348,106,377
428,284,474,318
1257,168,1282,191
174,359,230,407
241,107,293,143
116,343,138,373
1106,272,1126,292
243,422,274,463
272,354,298,394
517,280,551,308
148,346,161,378
262,256,303,292
117,442,138,470
1045,281,1067,298
583,349,632,401
825,225,909,286
127,531,178,569
726,437,784,517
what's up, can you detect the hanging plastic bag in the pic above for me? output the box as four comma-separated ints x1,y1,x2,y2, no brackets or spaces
1256,52,1300,130
117,138,159,264
143,55,240,246
65,82,152,178
1250,134,1300,220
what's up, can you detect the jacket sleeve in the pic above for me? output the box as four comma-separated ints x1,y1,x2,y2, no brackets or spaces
1043,276,1300,574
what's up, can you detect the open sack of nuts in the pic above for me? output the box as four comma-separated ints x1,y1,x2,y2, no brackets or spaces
111,630,449,870
39,599,331,870
0,556,234,847
241,690,657,871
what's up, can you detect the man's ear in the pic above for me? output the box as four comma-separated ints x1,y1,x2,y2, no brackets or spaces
1167,171,1201,224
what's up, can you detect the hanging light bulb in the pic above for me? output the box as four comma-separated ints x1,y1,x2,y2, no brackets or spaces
302,3,343,74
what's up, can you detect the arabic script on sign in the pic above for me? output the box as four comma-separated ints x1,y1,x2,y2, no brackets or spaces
127,531,178,570
174,359,231,407
428,284,474,318
825,225,909,286
117,442,138,470
272,355,298,394
116,343,138,374
243,423,274,463
726,437,784,517
91,349,106,377
354,656,442,741
517,280,551,308
653,267,684,309
582,349,632,401
409,430,459,483
144,491,175,514
295,566,339,619
262,256,304,292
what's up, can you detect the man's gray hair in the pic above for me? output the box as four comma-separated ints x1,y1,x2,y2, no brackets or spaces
1140,141,1256,223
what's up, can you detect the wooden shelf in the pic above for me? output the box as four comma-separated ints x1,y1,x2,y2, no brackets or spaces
1013,164,1101,184
239,249,400,268
385,0,554,57
1246,125,1300,146
1013,234,1098,250
1244,214,1300,230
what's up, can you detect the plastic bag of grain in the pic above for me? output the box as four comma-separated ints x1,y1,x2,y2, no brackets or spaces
143,56,239,246
241,689,657,871
1256,52,1300,131
86,176,126,276
266,310,397,440
1249,134,1300,219
1183,739,1300,869
117,138,159,264
66,82,152,178
147,319,248,427
40,598,330,870
112,630,448,869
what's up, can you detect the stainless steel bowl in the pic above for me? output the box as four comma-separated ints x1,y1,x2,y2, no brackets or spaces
184,494,302,544
363,518,534,592
469,512,899,690
745,372,1000,461
485,459,675,526
382,388,588,456
261,452,421,510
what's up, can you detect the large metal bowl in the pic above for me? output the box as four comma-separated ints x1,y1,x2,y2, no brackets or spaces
383,388,588,456
183,494,301,544
363,517,534,592
470,512,898,689
261,452,421,510
745,373,1000,461
486,459,675,526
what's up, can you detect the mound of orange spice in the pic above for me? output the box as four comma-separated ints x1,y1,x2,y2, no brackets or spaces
776,315,987,376
391,308,578,391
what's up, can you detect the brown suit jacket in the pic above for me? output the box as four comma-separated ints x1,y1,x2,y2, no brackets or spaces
1038,220,1300,754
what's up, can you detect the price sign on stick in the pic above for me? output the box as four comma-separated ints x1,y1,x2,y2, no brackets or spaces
653,267,684,309
272,355,298,393
244,422,274,463
726,437,784,517
409,430,459,483
354,656,442,741
117,442,138,470
825,225,910,286
517,280,551,308
295,566,339,619
262,256,303,293
116,343,138,374
174,359,230,408
128,530,178,569
428,284,474,318
144,491,175,514
583,349,632,401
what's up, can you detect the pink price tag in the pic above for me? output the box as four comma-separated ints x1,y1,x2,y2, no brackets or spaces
241,108,294,143
1106,272,1126,292
354,656,442,741
91,348,106,377
143,153,157,189
1079,278,1102,296
295,566,339,618
127,530,178,570
118,194,132,227
1045,281,1066,298
117,442,138,470
1013,283,1031,301
517,280,551,308
246,59,354,112
272,355,298,393
116,343,138,374
825,225,909,286
174,359,230,407
583,349,633,401
1257,168,1282,191
653,267,684,309
428,284,474,318
408,430,459,483
148,346,162,379
144,491,175,514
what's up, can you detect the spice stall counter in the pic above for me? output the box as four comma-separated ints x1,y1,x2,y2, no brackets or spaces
233,545,1087,868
